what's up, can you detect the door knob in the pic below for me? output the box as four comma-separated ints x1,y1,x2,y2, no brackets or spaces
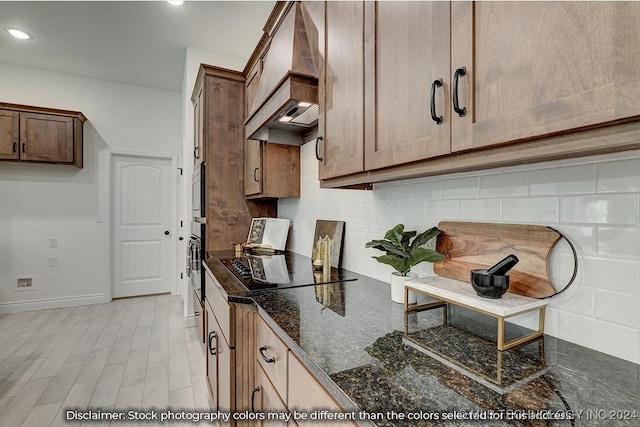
164,230,170,236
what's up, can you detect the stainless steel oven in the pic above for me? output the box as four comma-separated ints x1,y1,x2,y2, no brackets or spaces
189,162,206,301
188,162,206,347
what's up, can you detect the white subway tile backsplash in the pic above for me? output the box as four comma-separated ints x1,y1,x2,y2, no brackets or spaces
460,199,501,221
579,255,639,295
560,194,637,224
281,146,640,363
555,311,638,362
425,200,460,220
502,197,559,223
530,165,596,195
597,226,640,256
594,290,640,329
597,159,640,193
479,172,528,198
442,177,479,199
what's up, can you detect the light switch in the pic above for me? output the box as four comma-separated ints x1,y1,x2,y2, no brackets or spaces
49,257,58,267
49,237,57,248
96,213,103,223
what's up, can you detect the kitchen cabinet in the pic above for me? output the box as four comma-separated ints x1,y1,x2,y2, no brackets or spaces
252,364,289,426
192,85,204,166
191,65,277,252
254,314,355,426
315,1,640,188
451,1,640,153
205,269,258,425
0,103,85,168
317,1,449,180
363,1,451,171
205,297,234,415
288,353,355,427
317,1,364,180
244,140,300,199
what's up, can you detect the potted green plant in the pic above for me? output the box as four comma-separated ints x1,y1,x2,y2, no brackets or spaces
365,224,446,303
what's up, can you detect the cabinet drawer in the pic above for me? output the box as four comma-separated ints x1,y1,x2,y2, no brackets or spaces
255,315,288,403
288,354,355,426
205,271,234,346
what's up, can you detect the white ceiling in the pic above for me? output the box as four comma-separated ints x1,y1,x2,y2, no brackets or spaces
0,1,276,92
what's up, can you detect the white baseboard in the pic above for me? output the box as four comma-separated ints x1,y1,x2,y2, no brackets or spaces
0,294,109,314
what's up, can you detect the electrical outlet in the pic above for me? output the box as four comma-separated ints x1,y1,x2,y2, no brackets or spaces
49,257,58,267
49,237,58,248
17,278,32,288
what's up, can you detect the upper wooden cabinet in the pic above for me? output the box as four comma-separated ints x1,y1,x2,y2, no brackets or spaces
192,85,205,166
363,1,451,171
313,1,640,187
244,140,300,199
317,1,451,180
0,103,85,168
451,1,640,153
316,1,365,180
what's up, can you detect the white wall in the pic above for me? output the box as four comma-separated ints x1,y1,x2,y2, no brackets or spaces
0,63,181,313
279,143,640,364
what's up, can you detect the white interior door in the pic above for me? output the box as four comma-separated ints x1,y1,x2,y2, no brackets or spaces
111,154,173,298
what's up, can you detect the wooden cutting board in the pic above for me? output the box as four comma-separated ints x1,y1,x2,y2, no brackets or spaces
434,221,563,299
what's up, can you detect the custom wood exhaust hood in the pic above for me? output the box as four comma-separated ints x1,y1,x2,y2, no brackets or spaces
244,2,319,145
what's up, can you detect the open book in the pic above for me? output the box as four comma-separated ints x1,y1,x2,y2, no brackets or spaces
246,218,291,252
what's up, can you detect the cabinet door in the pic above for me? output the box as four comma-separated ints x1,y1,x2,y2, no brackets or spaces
206,300,235,414
363,1,451,171
0,109,19,160
253,364,289,426
193,87,204,166
288,353,355,426
451,1,640,152
245,139,263,196
19,112,74,163
318,1,365,180
206,302,219,409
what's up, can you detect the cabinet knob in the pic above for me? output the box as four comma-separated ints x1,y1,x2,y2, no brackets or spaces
253,167,259,182
164,230,170,236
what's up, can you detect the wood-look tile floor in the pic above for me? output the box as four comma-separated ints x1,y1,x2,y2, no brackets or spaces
0,294,209,426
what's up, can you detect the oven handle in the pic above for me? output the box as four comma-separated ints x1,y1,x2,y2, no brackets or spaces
186,240,192,277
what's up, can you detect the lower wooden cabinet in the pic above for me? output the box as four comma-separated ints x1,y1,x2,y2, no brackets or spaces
0,103,85,167
252,364,290,426
205,298,235,416
253,314,356,427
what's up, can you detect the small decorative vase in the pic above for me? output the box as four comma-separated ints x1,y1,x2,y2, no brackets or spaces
390,271,418,304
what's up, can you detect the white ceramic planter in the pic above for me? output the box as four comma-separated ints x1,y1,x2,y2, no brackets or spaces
390,271,418,304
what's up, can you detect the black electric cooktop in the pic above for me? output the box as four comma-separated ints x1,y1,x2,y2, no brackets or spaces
219,251,358,292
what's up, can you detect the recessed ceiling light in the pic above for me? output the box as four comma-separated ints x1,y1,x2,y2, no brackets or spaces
167,0,184,5
4,27,32,40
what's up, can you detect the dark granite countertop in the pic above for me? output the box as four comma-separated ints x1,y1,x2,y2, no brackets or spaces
204,251,640,426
